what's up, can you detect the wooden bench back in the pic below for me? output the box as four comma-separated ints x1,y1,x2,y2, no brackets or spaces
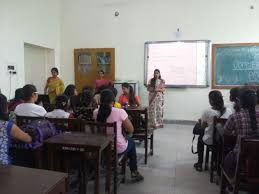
46,117,82,132
238,137,259,179
16,116,44,126
125,108,148,134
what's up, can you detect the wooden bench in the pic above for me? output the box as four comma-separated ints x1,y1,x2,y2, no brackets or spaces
125,107,153,164
12,116,47,169
208,117,227,183
46,117,82,132
220,136,259,193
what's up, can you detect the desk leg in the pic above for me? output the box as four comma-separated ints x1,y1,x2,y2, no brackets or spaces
113,149,118,194
105,143,112,194
35,149,42,169
47,145,54,170
94,150,101,194
145,135,148,164
82,153,87,194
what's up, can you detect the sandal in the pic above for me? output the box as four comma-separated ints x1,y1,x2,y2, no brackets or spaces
194,162,202,172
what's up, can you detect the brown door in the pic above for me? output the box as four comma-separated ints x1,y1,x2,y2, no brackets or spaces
74,48,115,92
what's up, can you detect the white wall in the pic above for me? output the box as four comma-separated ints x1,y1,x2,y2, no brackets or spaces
59,0,258,120
24,43,55,94
0,0,61,98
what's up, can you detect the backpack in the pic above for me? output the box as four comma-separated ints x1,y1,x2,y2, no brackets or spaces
20,119,57,149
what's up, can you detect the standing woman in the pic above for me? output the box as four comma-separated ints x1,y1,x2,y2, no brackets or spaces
148,69,165,129
95,70,112,93
44,67,65,104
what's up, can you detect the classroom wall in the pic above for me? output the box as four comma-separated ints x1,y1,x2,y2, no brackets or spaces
60,0,259,121
24,43,55,94
0,0,61,98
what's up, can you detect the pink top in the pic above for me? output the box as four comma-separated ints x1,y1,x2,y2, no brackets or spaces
95,79,110,91
93,107,128,153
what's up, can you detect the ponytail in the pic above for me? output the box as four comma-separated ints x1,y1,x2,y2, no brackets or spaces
96,89,114,123
97,104,112,122
128,85,136,106
248,106,257,131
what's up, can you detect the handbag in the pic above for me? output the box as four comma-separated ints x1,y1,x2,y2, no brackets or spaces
193,122,203,135
191,122,204,154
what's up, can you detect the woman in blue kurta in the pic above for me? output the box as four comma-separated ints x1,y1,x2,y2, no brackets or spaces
0,93,32,165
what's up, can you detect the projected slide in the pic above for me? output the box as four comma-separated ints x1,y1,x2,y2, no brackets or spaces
145,41,209,87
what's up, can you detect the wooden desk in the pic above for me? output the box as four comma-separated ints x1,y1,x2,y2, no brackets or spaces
0,165,67,194
45,132,112,194
123,106,147,111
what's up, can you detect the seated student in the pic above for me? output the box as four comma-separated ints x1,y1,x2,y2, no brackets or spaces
64,84,80,113
93,85,110,106
119,83,140,107
194,90,233,171
93,89,144,182
227,87,240,113
73,87,97,120
80,86,96,108
0,93,32,165
45,95,74,118
111,87,122,108
223,88,259,177
14,84,47,117
8,88,24,112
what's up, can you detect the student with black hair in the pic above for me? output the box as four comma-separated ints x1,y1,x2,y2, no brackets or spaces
64,84,78,98
14,84,47,117
93,89,144,182
228,87,240,113
8,88,24,112
64,84,79,111
224,88,259,177
93,85,110,105
111,87,122,108
45,95,74,118
73,88,97,120
0,93,32,164
119,83,140,107
44,67,65,104
194,90,233,171
80,88,96,107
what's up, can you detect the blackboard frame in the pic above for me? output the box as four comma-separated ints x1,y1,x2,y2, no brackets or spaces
212,43,259,89
144,40,210,88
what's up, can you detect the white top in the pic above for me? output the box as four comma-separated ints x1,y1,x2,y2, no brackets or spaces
201,107,233,145
45,109,70,119
14,103,47,117
226,102,236,114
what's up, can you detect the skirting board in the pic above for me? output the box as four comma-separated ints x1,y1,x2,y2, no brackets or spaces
164,120,196,125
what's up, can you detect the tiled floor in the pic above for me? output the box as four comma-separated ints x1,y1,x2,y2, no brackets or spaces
118,124,220,194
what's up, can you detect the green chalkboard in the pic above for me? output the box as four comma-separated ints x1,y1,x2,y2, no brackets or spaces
212,43,259,89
